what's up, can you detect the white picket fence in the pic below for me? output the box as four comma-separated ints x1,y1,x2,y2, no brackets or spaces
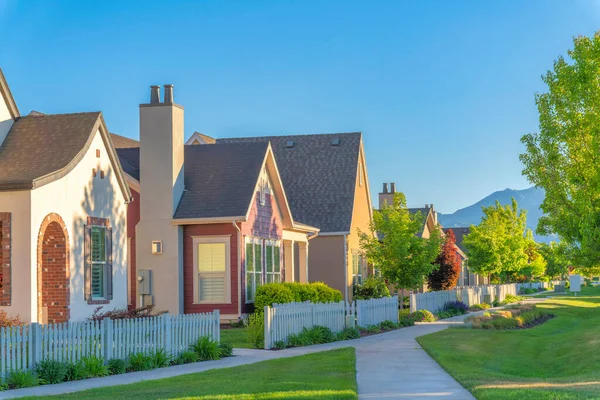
263,296,399,349
409,284,519,313
0,311,219,380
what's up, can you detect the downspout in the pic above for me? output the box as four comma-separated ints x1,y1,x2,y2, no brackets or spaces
343,233,349,303
233,221,242,318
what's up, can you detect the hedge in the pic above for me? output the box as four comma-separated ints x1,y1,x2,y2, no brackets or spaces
254,282,343,310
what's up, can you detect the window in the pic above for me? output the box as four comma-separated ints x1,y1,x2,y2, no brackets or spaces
91,227,107,299
193,236,230,304
245,238,263,303
352,253,363,287
265,241,281,284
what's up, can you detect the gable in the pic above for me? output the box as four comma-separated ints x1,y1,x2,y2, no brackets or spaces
0,69,19,148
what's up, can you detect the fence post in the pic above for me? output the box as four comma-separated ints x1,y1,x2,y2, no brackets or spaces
345,301,355,328
30,323,41,369
409,291,416,312
102,318,113,364
214,309,220,342
163,314,172,355
263,306,271,350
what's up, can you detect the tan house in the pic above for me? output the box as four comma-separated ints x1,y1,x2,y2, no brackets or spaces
194,133,375,303
444,227,488,286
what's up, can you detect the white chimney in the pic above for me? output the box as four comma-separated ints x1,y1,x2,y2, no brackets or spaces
136,84,185,314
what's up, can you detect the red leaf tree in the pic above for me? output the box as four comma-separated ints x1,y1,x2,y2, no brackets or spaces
427,229,462,291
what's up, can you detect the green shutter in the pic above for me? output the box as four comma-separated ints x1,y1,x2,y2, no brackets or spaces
106,227,113,300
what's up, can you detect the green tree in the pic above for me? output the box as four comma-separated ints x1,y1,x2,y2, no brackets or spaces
520,33,600,270
463,199,528,282
359,192,442,302
539,241,571,279
521,230,547,282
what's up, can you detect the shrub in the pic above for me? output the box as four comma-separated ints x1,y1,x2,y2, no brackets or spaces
127,352,153,372
284,282,320,303
353,276,391,300
519,288,537,295
469,303,491,311
0,310,25,328
287,333,308,347
65,361,88,381
5,369,38,389
191,336,221,361
310,282,343,303
442,300,468,314
81,355,108,377
107,358,127,375
410,310,436,322
148,348,171,368
218,342,234,358
172,350,199,365
303,325,336,344
35,359,68,384
379,320,396,331
500,294,526,305
273,340,286,350
88,305,167,321
336,327,361,340
247,312,265,349
254,283,295,310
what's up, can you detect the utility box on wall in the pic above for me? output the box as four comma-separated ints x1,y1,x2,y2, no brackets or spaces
138,269,152,295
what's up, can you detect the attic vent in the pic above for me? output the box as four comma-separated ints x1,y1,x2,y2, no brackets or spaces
331,138,341,146
286,140,295,148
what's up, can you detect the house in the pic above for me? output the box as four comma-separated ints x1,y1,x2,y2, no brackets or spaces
113,85,319,320
0,69,131,323
443,227,488,286
202,132,374,303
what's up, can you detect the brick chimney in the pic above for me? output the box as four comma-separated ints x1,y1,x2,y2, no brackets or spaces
136,84,185,314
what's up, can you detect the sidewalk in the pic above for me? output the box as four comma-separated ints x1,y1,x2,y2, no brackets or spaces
1,314,484,399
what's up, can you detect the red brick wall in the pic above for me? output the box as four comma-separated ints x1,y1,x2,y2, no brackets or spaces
38,217,70,324
240,192,284,313
0,213,11,306
183,223,239,316
127,189,140,307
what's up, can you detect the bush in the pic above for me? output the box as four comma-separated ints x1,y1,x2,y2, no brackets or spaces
5,369,38,389
190,336,221,361
254,283,295,310
284,282,320,303
0,310,25,328
218,342,234,358
35,359,68,384
469,303,491,311
107,358,127,375
273,340,286,350
519,288,537,295
287,333,309,347
127,352,153,372
353,276,391,300
336,327,361,340
254,282,342,310
88,305,167,321
65,361,88,381
81,355,108,377
310,282,343,303
442,300,468,314
500,294,526,305
379,320,396,331
410,310,436,322
359,325,381,334
466,305,550,330
247,312,265,349
287,326,337,347
148,348,171,368
172,350,199,365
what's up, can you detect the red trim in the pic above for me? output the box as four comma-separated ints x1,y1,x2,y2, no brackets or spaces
0,212,11,306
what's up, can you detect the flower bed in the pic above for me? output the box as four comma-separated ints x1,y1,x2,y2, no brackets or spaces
463,304,552,330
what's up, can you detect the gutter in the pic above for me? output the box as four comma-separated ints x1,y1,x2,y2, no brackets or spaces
233,220,242,318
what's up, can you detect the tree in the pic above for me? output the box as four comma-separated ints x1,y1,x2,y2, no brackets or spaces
463,198,528,282
359,192,442,300
521,229,547,282
539,241,571,279
427,229,461,291
520,33,600,270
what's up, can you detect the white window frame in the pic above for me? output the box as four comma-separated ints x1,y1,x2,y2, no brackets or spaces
192,235,232,305
91,226,108,300
264,240,282,284
245,237,264,303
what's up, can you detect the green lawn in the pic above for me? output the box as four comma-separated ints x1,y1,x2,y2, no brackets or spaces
34,348,357,400
220,327,252,348
417,285,600,400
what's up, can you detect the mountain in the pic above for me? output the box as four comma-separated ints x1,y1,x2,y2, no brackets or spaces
437,187,554,243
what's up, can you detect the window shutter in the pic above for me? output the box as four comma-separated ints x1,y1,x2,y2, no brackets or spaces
84,225,92,301
105,226,113,300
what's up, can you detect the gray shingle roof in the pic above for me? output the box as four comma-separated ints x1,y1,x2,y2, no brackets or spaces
111,133,140,149
0,112,102,190
217,132,362,232
174,142,268,219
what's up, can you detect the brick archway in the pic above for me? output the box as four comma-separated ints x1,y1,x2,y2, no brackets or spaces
37,213,70,324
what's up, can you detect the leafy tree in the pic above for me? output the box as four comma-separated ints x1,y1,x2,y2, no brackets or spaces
427,229,462,291
539,241,571,279
463,199,528,282
520,230,547,282
359,192,442,303
520,33,600,270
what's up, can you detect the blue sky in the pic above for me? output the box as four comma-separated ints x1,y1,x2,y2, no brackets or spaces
1,0,599,213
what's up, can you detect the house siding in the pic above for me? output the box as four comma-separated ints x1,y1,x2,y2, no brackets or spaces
183,223,239,317
127,189,140,307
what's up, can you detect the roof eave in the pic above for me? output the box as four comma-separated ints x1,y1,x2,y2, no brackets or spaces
172,216,247,225
0,69,20,119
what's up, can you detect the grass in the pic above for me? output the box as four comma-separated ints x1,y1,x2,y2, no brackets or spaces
220,327,252,348
32,348,357,400
417,285,600,399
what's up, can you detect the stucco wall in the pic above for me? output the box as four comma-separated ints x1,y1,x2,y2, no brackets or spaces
29,130,128,322
308,235,346,296
0,191,32,319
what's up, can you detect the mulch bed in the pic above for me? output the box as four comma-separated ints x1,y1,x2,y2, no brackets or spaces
516,314,554,329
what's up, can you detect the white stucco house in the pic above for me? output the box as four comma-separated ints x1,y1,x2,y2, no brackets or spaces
0,69,131,323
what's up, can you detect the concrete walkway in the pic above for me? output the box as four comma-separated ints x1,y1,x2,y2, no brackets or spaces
1,317,475,399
